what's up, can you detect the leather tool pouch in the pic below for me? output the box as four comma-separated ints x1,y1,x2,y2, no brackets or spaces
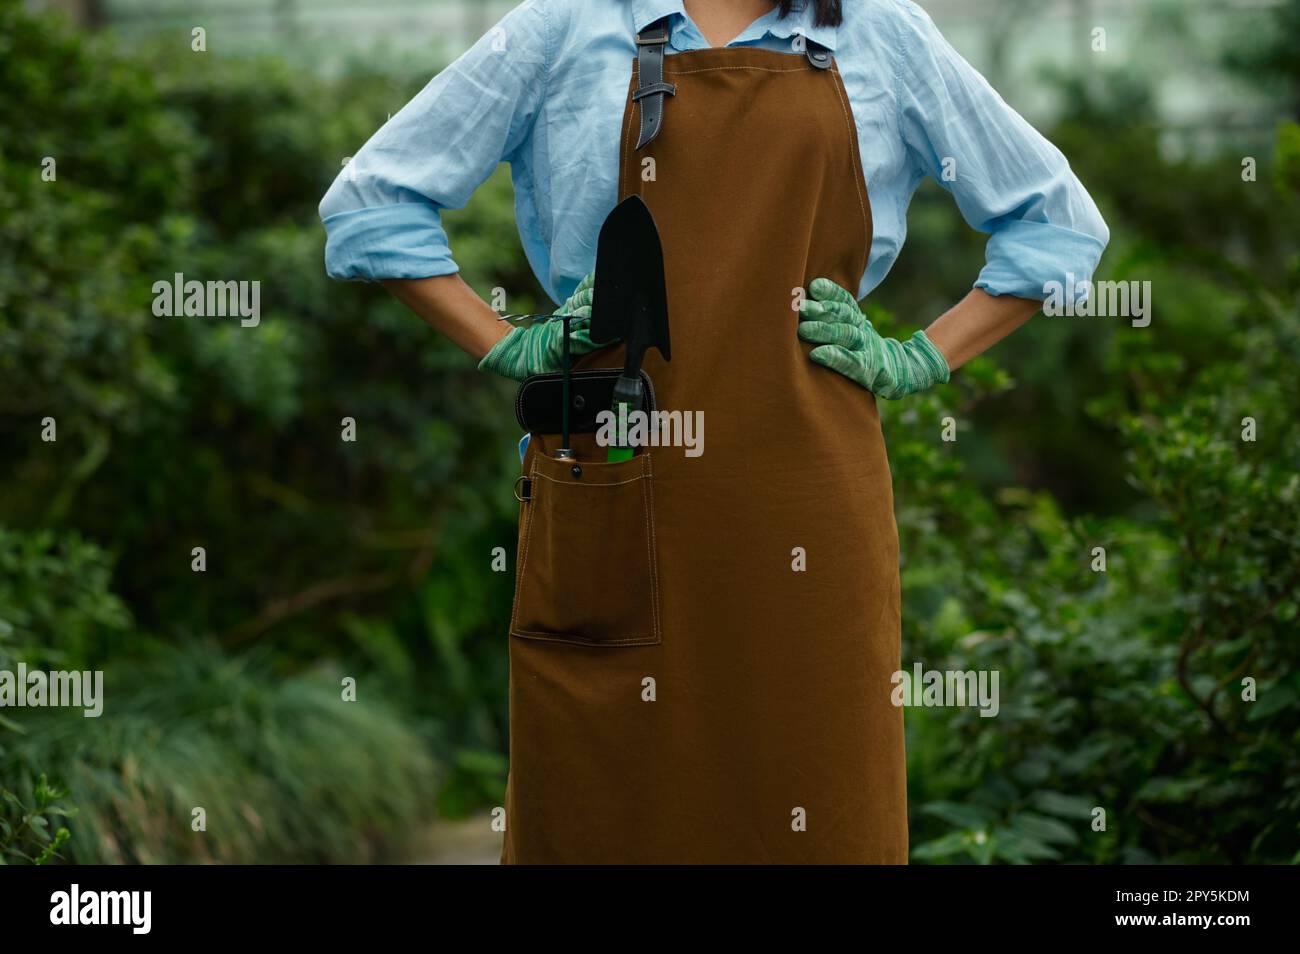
510,368,662,648
510,451,661,647
515,368,655,435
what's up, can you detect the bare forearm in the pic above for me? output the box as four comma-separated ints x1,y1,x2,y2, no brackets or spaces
381,273,508,362
923,288,1041,371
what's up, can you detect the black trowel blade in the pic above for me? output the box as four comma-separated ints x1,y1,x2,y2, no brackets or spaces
588,195,671,364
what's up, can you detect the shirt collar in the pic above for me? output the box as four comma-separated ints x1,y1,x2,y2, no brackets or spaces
632,0,838,52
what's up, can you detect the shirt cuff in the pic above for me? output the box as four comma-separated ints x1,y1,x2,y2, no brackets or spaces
321,202,459,281
974,220,1107,302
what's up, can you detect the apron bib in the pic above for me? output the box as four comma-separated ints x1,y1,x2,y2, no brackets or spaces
501,17,907,864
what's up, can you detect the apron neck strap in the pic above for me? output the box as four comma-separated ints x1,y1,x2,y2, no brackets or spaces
801,35,832,70
633,16,677,150
631,16,834,150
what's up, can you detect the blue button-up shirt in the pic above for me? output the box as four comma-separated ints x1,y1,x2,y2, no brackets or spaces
319,0,1109,305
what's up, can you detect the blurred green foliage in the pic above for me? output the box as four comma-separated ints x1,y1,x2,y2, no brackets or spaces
1,0,1297,863
886,0,1300,862
0,0,525,861
0,774,74,865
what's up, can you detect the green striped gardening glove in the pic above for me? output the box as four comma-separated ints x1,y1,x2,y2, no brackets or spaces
479,272,603,382
796,277,950,399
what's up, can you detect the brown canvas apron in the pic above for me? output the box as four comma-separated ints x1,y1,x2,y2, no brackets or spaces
501,17,907,864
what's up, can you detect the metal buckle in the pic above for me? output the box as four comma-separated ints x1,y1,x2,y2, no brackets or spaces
635,30,669,45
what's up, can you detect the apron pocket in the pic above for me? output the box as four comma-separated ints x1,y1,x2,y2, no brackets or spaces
511,451,661,647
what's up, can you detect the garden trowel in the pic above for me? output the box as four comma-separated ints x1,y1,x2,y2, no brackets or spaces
588,195,671,462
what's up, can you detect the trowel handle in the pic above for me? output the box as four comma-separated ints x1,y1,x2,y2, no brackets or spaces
560,315,572,453
606,374,644,463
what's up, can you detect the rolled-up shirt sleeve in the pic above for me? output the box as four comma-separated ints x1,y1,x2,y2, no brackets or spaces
318,0,549,281
892,0,1109,301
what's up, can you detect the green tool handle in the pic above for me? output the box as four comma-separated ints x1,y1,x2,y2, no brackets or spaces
606,375,643,463
560,316,571,452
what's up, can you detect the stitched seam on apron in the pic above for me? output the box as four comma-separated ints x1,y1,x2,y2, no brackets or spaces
623,75,637,197
828,66,873,280
641,453,661,641
663,65,808,76
530,473,645,488
511,454,661,646
510,629,656,646
508,454,539,636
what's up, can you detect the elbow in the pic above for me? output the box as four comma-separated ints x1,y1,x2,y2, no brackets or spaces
317,172,376,281
318,170,357,226
1064,164,1110,256
319,201,456,284
1085,204,1111,257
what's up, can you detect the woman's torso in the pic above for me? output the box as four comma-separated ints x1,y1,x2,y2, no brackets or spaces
513,0,916,304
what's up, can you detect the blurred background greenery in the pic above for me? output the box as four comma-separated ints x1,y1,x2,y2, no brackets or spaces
1,0,1296,864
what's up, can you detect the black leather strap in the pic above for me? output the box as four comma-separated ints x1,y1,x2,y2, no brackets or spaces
634,19,830,147
634,17,676,150
802,34,832,70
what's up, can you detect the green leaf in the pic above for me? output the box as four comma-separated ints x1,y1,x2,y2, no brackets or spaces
911,831,976,862
1032,791,1097,819
1135,776,1209,804
1013,811,1081,846
919,800,994,829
